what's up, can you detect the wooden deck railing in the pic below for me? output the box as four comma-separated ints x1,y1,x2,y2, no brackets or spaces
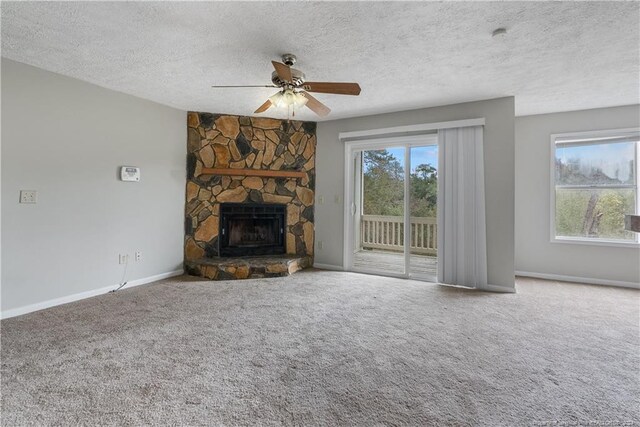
360,215,437,255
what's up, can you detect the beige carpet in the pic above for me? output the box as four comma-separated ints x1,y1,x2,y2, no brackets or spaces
1,271,638,426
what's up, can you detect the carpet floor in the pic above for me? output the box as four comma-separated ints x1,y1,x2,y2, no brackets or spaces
1,270,638,426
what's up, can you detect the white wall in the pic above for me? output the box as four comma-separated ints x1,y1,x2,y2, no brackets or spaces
1,59,186,315
515,105,640,287
315,97,515,290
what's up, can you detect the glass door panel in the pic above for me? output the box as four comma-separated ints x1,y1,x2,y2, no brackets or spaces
409,145,438,280
353,148,406,275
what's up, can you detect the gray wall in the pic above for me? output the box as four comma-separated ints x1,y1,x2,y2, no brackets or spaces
315,97,515,289
515,105,640,285
1,59,186,313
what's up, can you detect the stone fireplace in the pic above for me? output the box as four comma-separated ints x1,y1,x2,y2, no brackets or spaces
184,112,316,280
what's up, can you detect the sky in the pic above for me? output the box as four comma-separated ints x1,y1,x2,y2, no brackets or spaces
386,146,438,172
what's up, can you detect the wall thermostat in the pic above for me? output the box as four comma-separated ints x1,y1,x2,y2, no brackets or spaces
120,166,141,182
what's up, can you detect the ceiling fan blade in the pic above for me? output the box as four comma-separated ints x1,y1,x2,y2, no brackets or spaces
271,61,293,83
211,85,278,88
301,91,331,117
301,82,361,95
254,99,273,113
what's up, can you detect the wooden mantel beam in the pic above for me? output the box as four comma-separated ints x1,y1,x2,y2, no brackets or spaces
199,167,306,179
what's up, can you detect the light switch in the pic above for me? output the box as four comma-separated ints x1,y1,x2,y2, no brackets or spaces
20,190,37,204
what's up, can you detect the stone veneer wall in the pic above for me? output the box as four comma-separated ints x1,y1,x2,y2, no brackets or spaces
184,112,316,262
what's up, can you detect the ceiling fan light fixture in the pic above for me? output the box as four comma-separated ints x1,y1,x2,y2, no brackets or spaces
292,91,309,109
283,89,297,106
269,91,285,108
269,89,308,110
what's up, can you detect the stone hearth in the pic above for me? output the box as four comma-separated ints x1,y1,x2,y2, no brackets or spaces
185,255,311,280
184,112,316,280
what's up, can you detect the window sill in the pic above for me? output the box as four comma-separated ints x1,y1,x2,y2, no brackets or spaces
551,237,640,248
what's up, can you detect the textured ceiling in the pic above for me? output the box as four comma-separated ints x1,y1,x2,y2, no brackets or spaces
2,2,639,121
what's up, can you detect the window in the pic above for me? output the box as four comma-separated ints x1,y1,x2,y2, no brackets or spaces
551,129,639,245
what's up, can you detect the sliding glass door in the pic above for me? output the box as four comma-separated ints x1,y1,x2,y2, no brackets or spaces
345,135,438,281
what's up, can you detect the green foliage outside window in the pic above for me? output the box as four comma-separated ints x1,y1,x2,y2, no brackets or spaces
362,149,437,218
555,189,635,240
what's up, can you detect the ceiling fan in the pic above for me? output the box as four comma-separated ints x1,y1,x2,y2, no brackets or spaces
211,54,361,118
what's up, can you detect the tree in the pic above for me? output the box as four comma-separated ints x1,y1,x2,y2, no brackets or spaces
555,155,633,239
555,189,633,239
362,150,404,216
410,164,437,217
362,149,438,218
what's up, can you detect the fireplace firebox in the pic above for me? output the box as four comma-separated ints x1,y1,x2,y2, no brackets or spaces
219,203,286,257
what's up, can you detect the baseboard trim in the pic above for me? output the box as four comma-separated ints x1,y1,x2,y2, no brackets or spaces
313,263,344,271
481,283,517,293
1,269,184,320
516,270,639,290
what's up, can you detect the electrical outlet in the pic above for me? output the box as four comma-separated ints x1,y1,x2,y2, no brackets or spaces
135,251,141,262
319,196,325,204
334,194,341,204
317,241,323,250
119,254,128,264
20,190,37,204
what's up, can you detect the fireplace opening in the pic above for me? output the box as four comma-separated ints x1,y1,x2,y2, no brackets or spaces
219,203,286,257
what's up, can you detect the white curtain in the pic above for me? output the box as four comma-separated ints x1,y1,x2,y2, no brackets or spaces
437,126,488,289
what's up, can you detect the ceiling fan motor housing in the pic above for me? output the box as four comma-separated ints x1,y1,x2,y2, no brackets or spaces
271,69,306,88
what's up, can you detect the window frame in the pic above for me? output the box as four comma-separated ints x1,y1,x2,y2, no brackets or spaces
549,128,640,248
